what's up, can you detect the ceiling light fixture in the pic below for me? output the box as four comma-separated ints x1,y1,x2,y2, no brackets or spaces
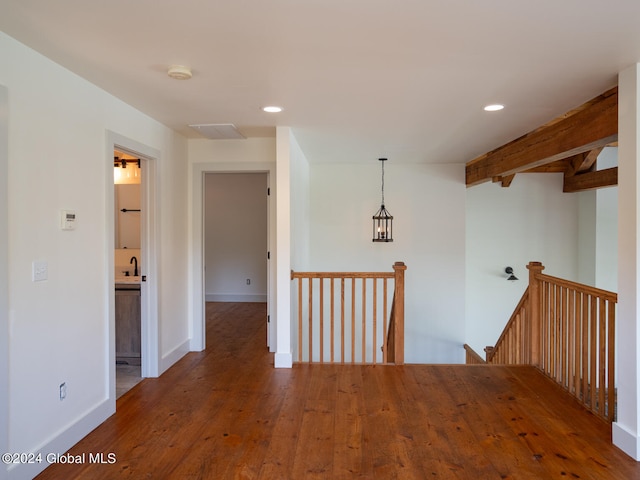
262,106,283,113
114,156,141,185
372,158,393,243
167,65,192,80
484,104,505,112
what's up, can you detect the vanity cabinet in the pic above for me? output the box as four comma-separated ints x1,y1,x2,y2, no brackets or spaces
115,284,141,365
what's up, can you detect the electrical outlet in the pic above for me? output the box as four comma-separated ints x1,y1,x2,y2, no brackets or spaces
246,278,251,285
32,261,48,282
59,382,66,401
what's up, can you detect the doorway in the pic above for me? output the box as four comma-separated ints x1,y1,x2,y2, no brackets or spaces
190,163,276,353
107,131,160,404
114,150,142,398
204,173,268,305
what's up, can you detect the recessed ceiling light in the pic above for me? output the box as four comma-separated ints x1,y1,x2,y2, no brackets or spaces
484,104,505,112
167,65,192,80
262,106,283,113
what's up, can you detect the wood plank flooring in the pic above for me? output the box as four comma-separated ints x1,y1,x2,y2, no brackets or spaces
36,302,640,479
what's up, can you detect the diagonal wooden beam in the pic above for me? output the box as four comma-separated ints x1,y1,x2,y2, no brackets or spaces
563,167,618,193
491,174,516,187
567,147,603,176
466,87,618,187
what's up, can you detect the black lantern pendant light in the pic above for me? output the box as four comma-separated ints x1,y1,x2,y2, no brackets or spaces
372,158,393,242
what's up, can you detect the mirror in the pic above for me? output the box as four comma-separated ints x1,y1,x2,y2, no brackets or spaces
114,184,141,248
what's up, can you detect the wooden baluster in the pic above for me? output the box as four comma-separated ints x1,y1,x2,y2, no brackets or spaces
541,281,547,373
581,292,589,408
515,313,521,363
330,278,335,363
361,278,367,363
340,278,345,364
568,288,576,393
552,283,559,382
608,300,616,421
559,287,564,386
573,291,582,399
298,277,303,362
598,297,606,417
372,278,377,365
308,277,313,363
319,278,324,363
351,277,355,364
590,294,597,411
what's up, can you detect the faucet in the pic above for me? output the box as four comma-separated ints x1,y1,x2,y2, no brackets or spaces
130,256,139,277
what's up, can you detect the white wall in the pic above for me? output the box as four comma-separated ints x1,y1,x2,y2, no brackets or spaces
465,173,581,355
204,173,268,302
306,162,466,363
577,189,597,285
613,62,640,460
595,147,618,292
290,133,311,271
0,32,189,479
0,84,9,480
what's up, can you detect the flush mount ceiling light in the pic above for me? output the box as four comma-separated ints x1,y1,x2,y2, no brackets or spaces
372,158,393,243
484,104,505,112
262,106,283,113
167,65,192,80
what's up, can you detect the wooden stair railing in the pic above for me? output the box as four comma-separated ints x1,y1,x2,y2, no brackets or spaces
468,261,617,423
463,344,486,364
291,262,406,365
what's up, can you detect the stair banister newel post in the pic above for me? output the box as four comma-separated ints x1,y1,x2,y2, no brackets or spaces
393,262,407,365
527,261,545,367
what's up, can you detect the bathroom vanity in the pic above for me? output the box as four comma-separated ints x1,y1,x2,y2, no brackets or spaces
115,278,141,365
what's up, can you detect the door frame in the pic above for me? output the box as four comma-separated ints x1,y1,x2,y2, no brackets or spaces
191,162,276,351
106,131,160,400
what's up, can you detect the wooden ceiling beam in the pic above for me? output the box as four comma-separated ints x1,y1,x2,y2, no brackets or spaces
466,87,618,187
563,167,618,193
524,160,570,174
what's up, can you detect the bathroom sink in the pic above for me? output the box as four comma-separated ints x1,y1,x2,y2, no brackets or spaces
115,275,141,284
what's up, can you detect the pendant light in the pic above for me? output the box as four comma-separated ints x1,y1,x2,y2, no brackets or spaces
372,158,393,242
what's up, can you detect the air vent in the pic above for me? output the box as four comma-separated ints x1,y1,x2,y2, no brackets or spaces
189,124,245,140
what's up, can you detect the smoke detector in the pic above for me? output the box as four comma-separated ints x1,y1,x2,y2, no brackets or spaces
167,65,192,80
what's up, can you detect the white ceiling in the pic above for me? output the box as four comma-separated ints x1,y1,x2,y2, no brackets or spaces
2,1,640,164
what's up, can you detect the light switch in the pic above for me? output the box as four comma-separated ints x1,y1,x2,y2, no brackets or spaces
32,261,48,282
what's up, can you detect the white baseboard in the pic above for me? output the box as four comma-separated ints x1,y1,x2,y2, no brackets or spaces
159,338,190,375
613,422,640,460
9,398,114,480
205,294,267,303
274,352,293,368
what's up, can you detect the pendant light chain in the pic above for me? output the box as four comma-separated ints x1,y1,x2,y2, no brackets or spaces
381,159,385,206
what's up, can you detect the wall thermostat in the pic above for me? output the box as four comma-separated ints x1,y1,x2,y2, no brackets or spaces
61,210,76,230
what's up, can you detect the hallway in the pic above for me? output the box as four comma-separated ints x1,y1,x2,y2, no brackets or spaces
36,302,640,479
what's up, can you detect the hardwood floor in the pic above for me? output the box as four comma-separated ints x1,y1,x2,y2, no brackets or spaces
36,302,640,479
